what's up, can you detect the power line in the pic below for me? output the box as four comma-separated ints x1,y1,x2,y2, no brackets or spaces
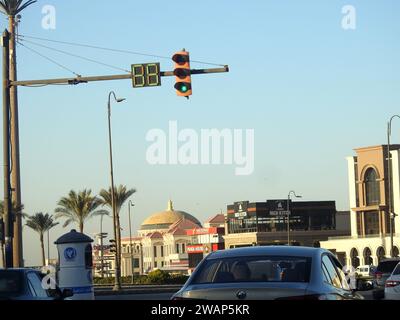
18,34,226,67
17,40,81,77
18,37,131,73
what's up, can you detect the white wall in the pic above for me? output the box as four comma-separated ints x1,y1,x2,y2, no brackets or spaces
392,150,400,235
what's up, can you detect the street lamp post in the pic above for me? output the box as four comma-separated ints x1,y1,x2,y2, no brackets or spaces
47,229,50,265
99,214,105,278
128,200,135,284
287,191,302,246
387,115,400,258
107,91,126,291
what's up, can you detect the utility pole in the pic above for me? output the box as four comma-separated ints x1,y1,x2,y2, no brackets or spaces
2,29,13,268
9,15,23,268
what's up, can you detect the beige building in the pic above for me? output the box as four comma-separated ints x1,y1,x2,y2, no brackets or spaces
321,145,400,266
120,200,203,275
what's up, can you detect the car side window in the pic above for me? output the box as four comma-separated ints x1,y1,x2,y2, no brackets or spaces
27,272,48,298
321,263,331,284
27,279,36,297
322,255,342,289
329,255,350,290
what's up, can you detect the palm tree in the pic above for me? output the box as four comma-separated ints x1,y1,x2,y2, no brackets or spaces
99,185,136,216
0,0,37,15
55,189,107,233
25,213,58,266
99,185,136,271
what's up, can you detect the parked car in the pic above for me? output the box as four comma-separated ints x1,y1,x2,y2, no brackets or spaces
384,262,400,300
172,246,365,300
373,258,400,300
355,265,376,278
0,268,73,300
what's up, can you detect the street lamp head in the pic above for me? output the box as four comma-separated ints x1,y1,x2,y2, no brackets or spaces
116,98,126,103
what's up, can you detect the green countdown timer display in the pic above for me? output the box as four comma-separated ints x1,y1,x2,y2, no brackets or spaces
131,63,161,88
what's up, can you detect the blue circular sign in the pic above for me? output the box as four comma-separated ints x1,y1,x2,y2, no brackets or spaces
64,247,77,260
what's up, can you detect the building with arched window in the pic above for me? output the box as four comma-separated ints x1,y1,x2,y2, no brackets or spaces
322,145,400,267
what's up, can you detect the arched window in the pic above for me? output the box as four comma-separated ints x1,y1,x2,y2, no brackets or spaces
363,247,373,265
350,248,360,268
376,247,386,263
365,168,380,206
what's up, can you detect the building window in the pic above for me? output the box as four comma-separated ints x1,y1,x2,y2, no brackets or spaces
365,168,380,206
153,246,157,257
364,211,380,235
161,246,164,257
181,243,185,253
176,243,180,254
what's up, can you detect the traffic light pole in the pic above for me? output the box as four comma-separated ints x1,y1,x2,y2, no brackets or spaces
10,66,229,87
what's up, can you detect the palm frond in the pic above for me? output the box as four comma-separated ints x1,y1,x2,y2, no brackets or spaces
0,0,36,16
99,185,136,214
25,212,58,235
55,189,107,231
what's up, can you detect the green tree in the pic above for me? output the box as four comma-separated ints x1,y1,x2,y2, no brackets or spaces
55,190,107,233
99,185,136,216
25,213,58,266
99,185,136,258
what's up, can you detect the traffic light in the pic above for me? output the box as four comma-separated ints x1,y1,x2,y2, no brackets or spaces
172,50,192,98
109,240,116,253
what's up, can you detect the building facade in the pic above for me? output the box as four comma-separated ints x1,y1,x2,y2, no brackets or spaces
224,200,350,249
119,201,205,275
321,145,400,267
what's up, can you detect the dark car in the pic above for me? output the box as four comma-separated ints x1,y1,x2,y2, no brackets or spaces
0,268,73,300
172,246,365,300
373,258,400,300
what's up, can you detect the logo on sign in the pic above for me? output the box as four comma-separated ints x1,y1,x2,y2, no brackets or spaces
64,247,77,261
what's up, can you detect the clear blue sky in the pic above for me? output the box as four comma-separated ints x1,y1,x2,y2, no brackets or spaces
1,0,400,265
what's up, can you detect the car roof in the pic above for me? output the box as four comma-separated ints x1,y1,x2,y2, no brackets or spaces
0,268,39,273
207,246,329,260
380,258,400,263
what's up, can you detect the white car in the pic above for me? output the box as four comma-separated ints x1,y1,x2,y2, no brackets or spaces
355,265,376,278
385,262,400,300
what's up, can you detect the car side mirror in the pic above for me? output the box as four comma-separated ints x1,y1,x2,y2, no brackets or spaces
62,289,74,299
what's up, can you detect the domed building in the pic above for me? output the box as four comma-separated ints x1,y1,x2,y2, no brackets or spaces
119,200,204,275
138,200,202,236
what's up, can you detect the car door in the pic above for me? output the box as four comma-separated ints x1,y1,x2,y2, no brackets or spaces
26,272,52,300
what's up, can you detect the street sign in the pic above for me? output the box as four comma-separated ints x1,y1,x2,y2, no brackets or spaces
131,63,161,88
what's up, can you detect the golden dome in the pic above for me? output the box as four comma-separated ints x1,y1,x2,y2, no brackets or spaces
140,200,202,231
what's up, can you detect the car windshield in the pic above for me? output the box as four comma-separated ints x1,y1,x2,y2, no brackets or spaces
191,255,312,284
377,261,400,273
0,271,23,296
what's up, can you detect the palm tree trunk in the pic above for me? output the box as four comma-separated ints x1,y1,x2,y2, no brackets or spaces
40,234,45,266
79,221,84,234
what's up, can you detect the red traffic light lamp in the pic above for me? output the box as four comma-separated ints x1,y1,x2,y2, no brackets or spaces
172,50,192,98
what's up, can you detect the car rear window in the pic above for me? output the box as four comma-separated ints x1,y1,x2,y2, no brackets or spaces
0,271,23,296
377,260,400,273
191,255,312,284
